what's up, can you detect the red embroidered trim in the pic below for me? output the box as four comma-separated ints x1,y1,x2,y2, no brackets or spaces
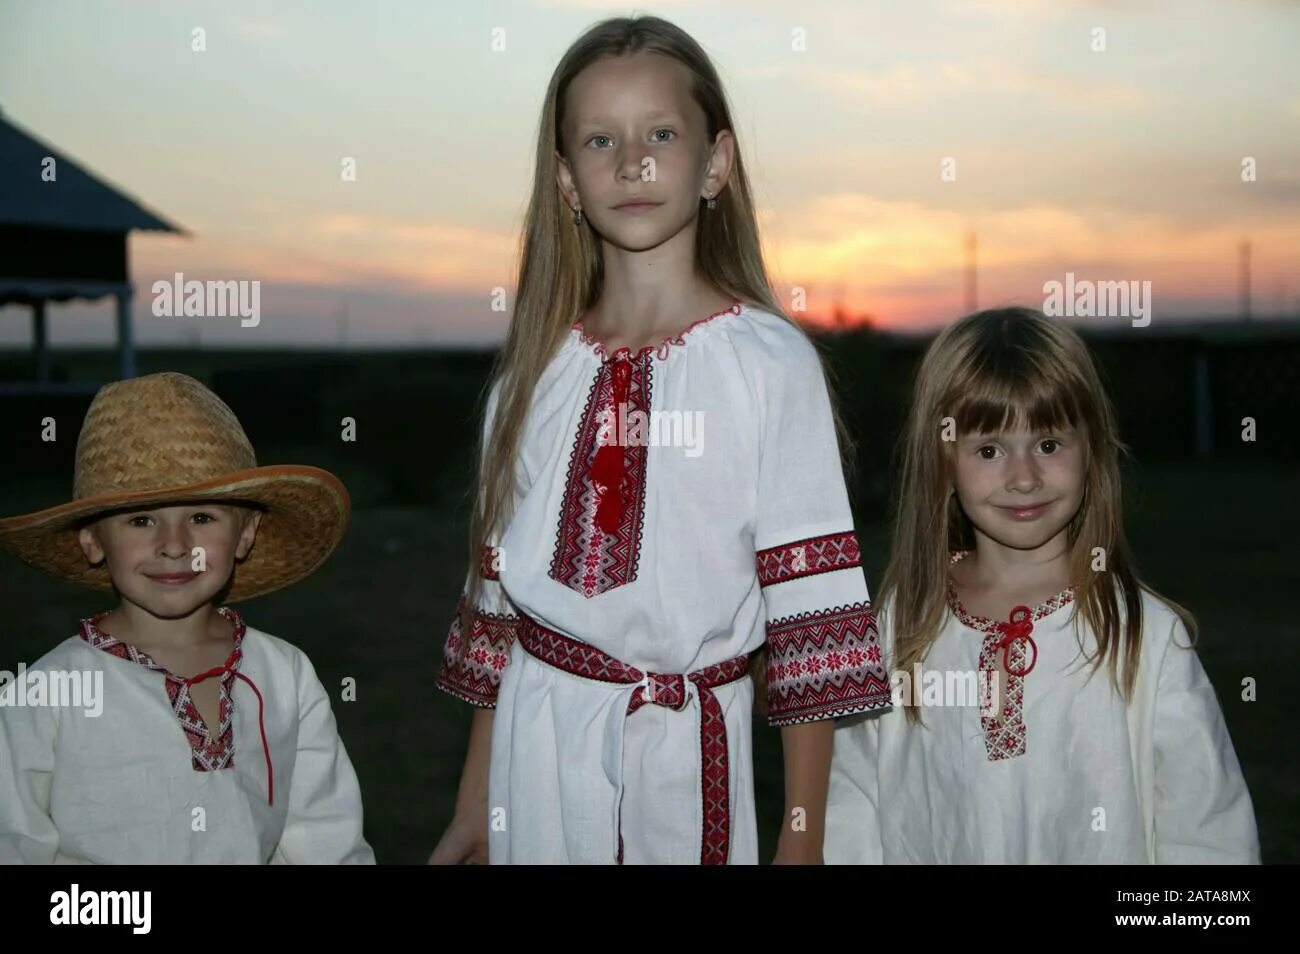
548,353,650,598
765,602,892,726
945,549,1074,761
514,612,749,865
756,531,862,587
79,607,245,771
436,594,518,707
978,622,1030,760
480,545,503,581
946,585,1074,635
571,300,743,361
945,549,1076,634
513,614,642,684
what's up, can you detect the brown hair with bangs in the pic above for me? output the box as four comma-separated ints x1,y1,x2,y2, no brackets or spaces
883,307,1195,723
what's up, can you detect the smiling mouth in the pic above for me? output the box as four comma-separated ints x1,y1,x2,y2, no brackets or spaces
999,503,1052,519
147,572,199,585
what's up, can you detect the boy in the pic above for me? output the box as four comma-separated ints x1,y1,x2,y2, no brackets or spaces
0,372,374,863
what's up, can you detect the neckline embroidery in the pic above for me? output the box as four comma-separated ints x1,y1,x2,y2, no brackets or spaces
945,549,1075,634
549,351,652,596
570,300,744,361
944,550,1074,762
80,607,245,771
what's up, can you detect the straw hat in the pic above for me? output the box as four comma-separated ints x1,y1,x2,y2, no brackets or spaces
0,372,349,602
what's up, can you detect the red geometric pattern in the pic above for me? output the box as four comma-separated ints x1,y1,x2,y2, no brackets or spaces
756,531,862,587
479,545,503,581
80,606,245,772
945,549,1076,761
946,583,1074,635
977,629,1029,760
571,301,742,361
765,602,892,726
436,594,519,707
548,351,652,598
515,612,750,865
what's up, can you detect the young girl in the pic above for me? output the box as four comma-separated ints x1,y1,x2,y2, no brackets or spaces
825,307,1260,864
0,371,373,863
429,15,891,865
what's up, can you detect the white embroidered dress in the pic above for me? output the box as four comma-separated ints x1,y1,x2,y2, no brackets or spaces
437,301,892,864
825,557,1260,864
0,607,374,863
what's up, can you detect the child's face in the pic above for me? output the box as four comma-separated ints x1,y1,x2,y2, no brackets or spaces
951,424,1088,554
555,52,734,253
78,503,261,616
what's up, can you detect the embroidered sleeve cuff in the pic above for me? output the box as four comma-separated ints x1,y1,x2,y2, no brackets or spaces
436,593,518,708
756,531,862,587
764,601,892,727
756,531,891,725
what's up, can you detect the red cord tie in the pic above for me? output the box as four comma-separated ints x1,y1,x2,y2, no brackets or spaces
185,655,274,806
590,357,632,535
994,605,1038,677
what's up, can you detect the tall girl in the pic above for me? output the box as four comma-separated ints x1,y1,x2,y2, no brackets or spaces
428,16,890,865
825,307,1259,863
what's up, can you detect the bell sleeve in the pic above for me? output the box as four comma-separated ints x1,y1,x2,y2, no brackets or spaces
0,678,61,863
436,377,521,708
754,331,891,727
825,710,886,863
823,597,895,863
1151,618,1260,863
271,652,375,863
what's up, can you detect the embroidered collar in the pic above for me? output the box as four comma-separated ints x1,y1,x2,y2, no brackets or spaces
80,605,246,673
570,300,744,361
77,606,274,804
945,549,1075,634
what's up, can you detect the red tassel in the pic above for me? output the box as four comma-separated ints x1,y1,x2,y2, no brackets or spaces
589,359,632,535
591,444,623,533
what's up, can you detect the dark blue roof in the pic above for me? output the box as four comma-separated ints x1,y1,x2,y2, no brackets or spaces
0,109,183,234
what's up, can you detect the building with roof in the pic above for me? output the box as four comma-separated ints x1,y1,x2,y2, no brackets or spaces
0,106,183,394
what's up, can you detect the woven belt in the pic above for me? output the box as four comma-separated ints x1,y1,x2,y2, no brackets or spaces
515,613,750,864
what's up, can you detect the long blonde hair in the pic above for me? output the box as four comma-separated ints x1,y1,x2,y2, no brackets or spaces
884,307,1194,722
455,15,854,687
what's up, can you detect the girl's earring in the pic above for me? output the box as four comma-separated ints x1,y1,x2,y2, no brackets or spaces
705,193,717,210
573,206,583,225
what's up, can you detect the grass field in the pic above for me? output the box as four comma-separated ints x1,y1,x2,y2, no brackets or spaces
1,458,1293,863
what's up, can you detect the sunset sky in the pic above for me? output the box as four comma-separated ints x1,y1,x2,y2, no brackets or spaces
1,0,1298,348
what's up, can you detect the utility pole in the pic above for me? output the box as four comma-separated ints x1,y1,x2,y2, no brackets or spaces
964,230,977,313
